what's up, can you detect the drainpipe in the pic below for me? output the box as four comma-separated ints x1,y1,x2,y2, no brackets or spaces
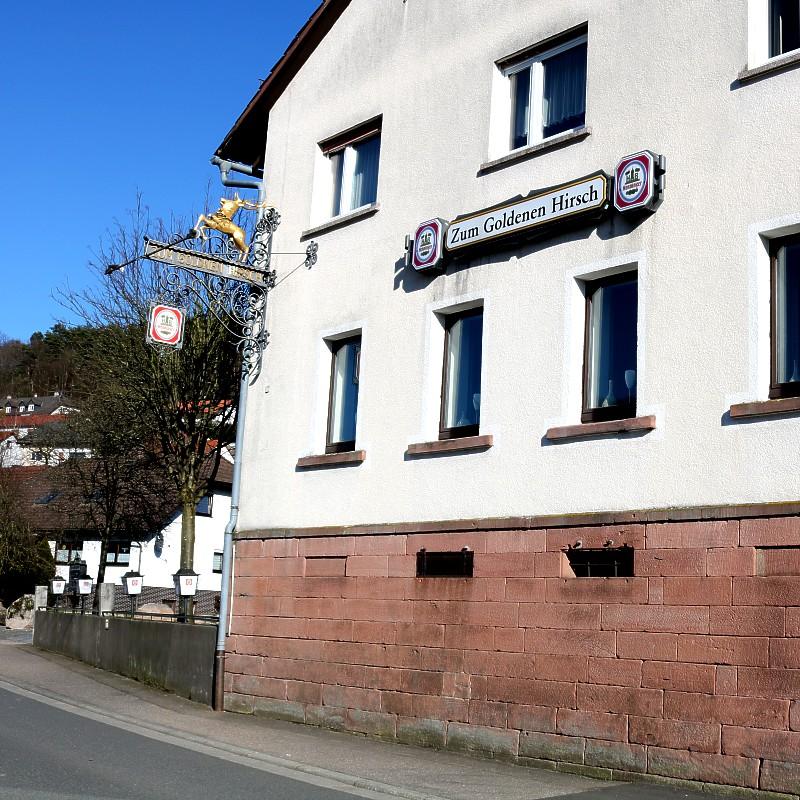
212,155,267,711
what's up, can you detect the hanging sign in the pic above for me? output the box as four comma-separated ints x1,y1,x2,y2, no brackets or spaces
411,218,447,272
445,172,609,254
614,151,665,214
143,238,268,287
147,303,186,348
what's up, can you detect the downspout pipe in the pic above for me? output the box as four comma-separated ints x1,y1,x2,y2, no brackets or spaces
212,155,266,711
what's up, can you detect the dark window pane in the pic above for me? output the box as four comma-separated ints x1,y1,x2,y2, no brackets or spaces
542,42,587,139
329,338,360,446
351,134,380,209
444,312,483,430
771,0,800,56
777,242,800,384
511,67,531,149
588,277,638,413
196,495,212,516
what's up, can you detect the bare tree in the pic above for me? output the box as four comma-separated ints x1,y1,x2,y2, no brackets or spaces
0,469,54,607
60,198,239,605
49,390,178,607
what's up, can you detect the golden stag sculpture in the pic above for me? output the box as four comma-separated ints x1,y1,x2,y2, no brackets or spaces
192,194,273,260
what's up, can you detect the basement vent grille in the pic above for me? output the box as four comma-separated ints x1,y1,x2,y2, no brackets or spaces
416,548,474,578
564,543,634,577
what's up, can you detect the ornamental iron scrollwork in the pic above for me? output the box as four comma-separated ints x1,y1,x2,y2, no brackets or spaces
144,206,317,382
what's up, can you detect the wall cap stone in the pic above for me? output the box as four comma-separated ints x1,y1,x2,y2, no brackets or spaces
235,502,800,540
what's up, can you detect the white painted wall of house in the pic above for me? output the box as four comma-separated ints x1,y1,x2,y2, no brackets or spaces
0,438,90,467
237,0,800,530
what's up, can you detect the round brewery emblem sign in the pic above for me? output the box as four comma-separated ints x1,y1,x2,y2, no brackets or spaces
619,159,647,203
148,304,185,346
411,218,446,272
614,151,656,213
414,224,438,265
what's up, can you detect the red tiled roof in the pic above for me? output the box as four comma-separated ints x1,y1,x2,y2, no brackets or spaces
0,413,67,431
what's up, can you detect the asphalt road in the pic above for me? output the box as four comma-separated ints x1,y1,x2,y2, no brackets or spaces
0,682,725,800
0,636,726,800
0,687,376,800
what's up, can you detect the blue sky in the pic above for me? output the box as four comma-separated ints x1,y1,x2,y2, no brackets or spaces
0,1,320,342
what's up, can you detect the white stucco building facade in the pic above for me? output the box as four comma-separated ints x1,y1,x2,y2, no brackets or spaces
216,1,800,790
228,0,800,530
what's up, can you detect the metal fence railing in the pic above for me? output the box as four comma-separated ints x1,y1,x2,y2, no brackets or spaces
44,606,219,625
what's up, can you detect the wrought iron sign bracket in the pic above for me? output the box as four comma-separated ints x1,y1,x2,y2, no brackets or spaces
142,205,318,382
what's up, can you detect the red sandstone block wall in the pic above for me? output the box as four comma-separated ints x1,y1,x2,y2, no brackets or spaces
225,518,800,794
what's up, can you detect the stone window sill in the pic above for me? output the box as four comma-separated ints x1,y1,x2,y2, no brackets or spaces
296,450,366,469
300,204,379,240
737,51,800,84
729,397,800,419
478,128,591,175
545,415,656,442
406,434,493,456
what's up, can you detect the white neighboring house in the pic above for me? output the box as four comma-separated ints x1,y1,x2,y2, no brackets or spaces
49,457,233,592
14,452,234,594
0,394,87,467
52,485,232,591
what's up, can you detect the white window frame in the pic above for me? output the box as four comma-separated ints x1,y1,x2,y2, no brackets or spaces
311,121,381,226
501,33,588,153
308,322,367,456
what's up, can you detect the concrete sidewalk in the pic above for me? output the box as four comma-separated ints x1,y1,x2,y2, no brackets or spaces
0,633,715,800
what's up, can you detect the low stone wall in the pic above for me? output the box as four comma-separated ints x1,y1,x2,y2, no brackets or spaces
224,512,800,796
34,611,216,704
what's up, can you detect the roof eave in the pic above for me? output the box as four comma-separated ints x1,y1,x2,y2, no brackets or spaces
214,0,352,170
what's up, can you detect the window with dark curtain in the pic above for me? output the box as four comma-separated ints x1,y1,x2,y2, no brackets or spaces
329,133,381,217
351,134,380,209
772,236,800,396
441,309,483,437
542,41,587,138
327,336,361,452
507,36,586,149
584,274,638,422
